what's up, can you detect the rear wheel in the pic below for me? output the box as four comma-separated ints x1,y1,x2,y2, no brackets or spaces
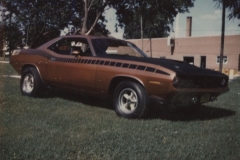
113,81,148,119
20,67,45,97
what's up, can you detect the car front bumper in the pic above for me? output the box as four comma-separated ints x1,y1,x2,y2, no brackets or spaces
149,87,230,106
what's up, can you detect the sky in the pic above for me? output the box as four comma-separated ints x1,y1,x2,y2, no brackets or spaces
104,0,240,39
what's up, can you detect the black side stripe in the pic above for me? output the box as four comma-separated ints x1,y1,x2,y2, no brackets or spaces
53,57,170,76
25,51,170,76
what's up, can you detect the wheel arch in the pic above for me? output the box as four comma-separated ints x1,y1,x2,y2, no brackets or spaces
108,76,145,97
21,64,46,85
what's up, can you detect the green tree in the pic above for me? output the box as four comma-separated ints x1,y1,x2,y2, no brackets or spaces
213,0,240,72
111,0,195,39
1,0,23,54
1,0,112,49
214,0,240,26
1,0,196,51
1,0,72,48
69,0,110,36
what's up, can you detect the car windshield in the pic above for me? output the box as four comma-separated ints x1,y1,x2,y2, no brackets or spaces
91,38,148,58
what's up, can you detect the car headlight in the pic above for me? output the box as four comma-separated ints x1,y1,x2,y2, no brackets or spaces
173,76,179,85
221,78,226,86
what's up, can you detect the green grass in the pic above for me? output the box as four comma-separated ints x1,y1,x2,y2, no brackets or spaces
0,63,240,160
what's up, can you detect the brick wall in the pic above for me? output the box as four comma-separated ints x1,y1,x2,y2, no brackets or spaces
128,35,240,70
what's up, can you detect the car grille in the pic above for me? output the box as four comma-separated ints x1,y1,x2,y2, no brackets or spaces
174,75,228,89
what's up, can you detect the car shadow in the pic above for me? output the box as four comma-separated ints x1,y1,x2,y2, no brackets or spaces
146,104,236,121
40,89,112,110
39,90,236,121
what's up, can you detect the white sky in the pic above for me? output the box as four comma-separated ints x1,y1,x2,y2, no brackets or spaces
104,0,240,39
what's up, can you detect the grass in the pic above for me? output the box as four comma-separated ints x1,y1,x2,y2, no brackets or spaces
0,62,240,160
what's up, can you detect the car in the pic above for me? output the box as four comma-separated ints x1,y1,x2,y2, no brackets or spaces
10,35,230,118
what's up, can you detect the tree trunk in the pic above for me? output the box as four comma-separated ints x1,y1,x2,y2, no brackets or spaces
80,0,108,35
9,13,12,57
81,0,89,34
85,12,102,35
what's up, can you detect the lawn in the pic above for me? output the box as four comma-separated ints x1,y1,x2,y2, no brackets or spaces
0,62,240,160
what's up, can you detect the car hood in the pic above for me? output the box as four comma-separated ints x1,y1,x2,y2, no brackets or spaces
101,55,227,77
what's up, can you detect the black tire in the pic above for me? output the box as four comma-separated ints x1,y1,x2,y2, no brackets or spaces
20,67,45,97
113,81,148,119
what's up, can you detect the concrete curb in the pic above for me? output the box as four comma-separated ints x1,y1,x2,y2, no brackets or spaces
2,75,21,79
0,61,9,64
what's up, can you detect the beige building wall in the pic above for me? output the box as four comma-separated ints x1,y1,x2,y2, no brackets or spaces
128,35,240,71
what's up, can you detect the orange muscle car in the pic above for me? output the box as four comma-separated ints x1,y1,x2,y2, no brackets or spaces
10,35,229,118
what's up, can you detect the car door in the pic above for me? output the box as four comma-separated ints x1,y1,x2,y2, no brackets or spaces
46,37,97,93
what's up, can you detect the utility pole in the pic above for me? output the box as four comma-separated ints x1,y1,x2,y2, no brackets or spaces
219,0,226,73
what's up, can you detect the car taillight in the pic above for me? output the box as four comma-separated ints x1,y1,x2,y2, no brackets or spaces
12,49,21,56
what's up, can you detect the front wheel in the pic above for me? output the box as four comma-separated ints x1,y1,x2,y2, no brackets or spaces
20,67,45,97
113,81,148,119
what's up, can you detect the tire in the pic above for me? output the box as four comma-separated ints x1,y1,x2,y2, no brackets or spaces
20,67,45,97
113,81,148,119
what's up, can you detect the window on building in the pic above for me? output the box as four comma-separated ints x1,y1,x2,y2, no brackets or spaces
183,57,194,65
217,56,227,64
200,56,206,68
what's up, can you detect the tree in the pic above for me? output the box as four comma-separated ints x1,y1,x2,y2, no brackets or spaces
111,0,195,39
1,0,73,49
213,0,240,72
70,0,110,36
1,0,112,49
214,0,240,26
1,0,196,51
1,0,23,55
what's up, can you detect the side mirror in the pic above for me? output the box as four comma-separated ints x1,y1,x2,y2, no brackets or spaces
71,50,80,56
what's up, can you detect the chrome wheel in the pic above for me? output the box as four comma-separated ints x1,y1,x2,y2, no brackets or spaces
21,67,45,97
113,81,148,119
22,74,34,94
118,88,138,114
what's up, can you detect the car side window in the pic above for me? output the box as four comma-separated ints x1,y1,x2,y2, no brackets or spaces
48,38,92,56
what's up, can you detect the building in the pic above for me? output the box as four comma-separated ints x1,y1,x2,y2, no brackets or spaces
129,35,240,69
128,18,240,79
